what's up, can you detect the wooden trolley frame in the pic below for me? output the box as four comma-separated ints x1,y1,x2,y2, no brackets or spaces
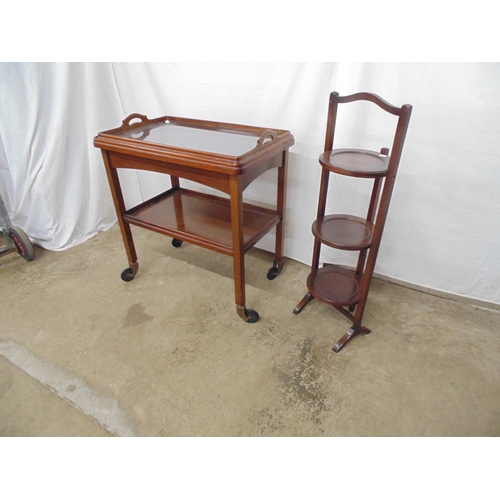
94,113,294,322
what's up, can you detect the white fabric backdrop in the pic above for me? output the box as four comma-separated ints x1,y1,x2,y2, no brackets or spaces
1,62,499,305
0,63,122,249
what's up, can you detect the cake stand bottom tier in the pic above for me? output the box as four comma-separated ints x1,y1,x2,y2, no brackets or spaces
306,265,360,307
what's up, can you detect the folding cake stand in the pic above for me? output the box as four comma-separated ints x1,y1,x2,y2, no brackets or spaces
294,92,412,352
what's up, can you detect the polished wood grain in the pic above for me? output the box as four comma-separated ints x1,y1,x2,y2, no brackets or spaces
312,214,374,250
319,149,389,178
95,113,294,323
307,265,360,306
123,188,280,256
294,91,412,352
94,114,294,176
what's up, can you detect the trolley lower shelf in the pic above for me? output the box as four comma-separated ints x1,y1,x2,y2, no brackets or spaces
123,187,280,256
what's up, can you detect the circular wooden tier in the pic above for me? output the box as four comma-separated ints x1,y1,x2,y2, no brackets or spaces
307,265,360,307
319,148,389,178
312,214,373,250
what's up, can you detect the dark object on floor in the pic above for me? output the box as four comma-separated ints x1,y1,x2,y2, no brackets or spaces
0,194,34,261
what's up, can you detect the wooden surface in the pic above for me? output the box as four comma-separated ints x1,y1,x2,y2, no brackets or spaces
94,114,294,178
312,214,374,250
123,188,280,256
294,91,412,352
319,148,389,178
95,113,294,322
307,265,360,307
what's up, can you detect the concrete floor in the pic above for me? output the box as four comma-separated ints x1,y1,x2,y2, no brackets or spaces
1,224,499,437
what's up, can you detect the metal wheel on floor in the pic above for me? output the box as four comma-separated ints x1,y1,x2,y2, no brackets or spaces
245,309,259,323
121,268,135,282
8,226,35,261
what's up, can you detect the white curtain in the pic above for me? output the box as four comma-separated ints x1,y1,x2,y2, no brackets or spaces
0,63,122,249
1,62,499,305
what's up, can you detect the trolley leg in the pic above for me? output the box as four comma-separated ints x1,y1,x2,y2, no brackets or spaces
230,176,259,323
267,151,288,280
102,152,139,280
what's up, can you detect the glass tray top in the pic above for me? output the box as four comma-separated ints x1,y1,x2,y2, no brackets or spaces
116,122,261,157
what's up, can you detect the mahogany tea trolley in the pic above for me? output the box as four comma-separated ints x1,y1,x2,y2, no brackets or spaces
94,114,294,323
294,92,412,352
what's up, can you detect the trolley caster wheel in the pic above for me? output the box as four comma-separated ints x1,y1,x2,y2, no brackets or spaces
266,266,279,280
121,268,135,282
266,261,283,280
172,238,183,248
236,306,260,323
245,309,259,323
8,226,34,261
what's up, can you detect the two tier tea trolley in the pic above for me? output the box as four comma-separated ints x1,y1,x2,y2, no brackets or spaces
95,114,294,323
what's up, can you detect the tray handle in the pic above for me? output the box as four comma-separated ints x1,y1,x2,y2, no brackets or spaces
257,129,277,148
120,113,149,129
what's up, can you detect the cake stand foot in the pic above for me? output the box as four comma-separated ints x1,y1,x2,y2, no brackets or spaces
293,292,314,315
333,325,371,353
